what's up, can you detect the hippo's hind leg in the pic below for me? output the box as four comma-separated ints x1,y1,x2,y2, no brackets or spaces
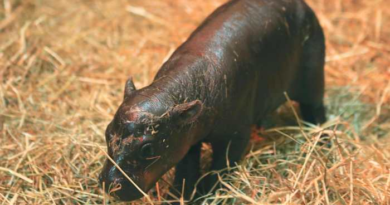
300,103,326,125
294,22,326,125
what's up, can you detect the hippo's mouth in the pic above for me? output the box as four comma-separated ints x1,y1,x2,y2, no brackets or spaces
103,178,145,201
98,161,151,201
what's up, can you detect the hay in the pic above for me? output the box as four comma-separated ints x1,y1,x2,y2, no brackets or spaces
1,0,389,204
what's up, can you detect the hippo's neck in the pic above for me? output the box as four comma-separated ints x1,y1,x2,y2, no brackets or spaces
147,53,219,140
151,51,223,107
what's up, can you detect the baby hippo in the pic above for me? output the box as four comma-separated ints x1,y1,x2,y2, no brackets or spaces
99,0,326,202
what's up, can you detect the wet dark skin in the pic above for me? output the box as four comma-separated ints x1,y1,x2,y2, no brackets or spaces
99,0,326,203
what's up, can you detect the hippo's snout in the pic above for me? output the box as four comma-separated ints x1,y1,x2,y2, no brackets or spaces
99,161,145,201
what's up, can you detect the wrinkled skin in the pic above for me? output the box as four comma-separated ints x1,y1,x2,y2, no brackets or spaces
99,0,326,202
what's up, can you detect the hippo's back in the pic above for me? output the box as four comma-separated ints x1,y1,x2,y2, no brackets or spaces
154,0,323,134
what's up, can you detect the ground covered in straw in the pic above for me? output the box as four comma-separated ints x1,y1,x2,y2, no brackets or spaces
1,0,390,204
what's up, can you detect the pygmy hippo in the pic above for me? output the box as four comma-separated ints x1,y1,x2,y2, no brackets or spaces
99,0,326,202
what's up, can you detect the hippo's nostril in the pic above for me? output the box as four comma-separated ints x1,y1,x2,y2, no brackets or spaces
140,143,154,159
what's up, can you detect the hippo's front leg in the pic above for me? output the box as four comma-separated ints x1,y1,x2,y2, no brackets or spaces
203,129,251,194
169,142,202,202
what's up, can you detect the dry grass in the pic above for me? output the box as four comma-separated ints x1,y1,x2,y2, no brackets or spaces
1,0,389,204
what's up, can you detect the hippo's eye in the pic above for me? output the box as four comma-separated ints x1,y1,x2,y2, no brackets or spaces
140,143,155,159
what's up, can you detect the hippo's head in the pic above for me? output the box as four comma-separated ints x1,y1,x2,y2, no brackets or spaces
99,78,203,201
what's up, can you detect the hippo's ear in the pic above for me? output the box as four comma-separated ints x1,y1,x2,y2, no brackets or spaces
124,77,137,99
171,100,203,125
